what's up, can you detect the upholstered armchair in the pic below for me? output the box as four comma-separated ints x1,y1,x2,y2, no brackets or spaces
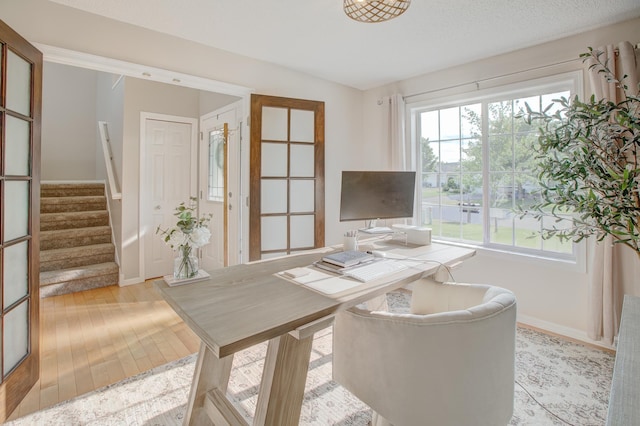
332,279,517,426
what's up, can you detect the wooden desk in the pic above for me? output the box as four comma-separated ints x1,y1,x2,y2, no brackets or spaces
155,242,474,426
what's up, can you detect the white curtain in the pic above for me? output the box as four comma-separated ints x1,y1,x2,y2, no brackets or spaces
586,41,640,344
389,93,408,171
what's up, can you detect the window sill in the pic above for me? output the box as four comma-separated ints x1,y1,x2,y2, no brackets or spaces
432,239,587,274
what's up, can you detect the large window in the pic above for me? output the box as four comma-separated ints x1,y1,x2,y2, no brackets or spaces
412,73,581,258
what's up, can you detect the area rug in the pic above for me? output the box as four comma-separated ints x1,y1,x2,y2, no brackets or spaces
8,293,615,426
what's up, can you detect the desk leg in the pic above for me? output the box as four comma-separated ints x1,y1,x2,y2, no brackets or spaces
253,333,314,426
184,342,234,426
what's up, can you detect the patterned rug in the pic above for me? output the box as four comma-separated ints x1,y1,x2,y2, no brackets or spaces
7,292,615,426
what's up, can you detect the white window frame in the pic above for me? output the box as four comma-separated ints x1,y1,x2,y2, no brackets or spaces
407,71,586,267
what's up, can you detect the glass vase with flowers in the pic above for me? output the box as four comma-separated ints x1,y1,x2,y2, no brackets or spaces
156,197,212,279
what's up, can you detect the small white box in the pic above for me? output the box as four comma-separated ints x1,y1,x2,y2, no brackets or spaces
406,227,431,245
392,224,432,245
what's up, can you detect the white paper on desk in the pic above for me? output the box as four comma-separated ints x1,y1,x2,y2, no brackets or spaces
278,268,362,295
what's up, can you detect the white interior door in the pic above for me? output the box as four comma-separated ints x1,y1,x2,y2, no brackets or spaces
199,101,242,269
142,115,197,279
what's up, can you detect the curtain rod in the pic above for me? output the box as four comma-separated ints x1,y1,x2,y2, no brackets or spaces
404,43,640,101
403,57,580,100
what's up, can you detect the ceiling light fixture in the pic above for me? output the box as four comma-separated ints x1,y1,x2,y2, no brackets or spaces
343,0,411,23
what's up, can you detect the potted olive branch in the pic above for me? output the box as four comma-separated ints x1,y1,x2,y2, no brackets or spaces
519,47,640,257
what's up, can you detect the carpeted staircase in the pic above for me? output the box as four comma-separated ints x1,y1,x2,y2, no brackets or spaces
40,182,119,298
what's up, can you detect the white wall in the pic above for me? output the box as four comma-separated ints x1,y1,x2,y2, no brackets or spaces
41,62,97,180
362,17,640,345
199,91,241,116
96,72,125,272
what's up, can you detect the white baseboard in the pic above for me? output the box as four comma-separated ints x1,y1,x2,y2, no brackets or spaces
518,314,616,351
119,275,144,287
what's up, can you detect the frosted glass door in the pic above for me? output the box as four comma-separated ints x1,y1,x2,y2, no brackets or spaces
0,21,43,421
3,50,34,378
250,95,325,260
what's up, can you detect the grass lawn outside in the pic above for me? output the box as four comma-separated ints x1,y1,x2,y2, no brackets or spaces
431,220,573,254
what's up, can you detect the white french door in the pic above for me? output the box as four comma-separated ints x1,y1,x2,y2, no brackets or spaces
141,114,198,279
199,101,242,269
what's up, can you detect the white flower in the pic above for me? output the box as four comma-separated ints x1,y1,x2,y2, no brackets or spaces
156,198,213,251
190,227,211,248
167,230,187,249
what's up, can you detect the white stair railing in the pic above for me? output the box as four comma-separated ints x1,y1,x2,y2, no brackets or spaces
98,121,122,200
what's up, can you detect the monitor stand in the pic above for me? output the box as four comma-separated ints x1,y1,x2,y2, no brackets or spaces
360,227,393,234
359,220,393,234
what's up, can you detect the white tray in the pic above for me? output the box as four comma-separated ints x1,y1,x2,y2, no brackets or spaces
163,269,210,287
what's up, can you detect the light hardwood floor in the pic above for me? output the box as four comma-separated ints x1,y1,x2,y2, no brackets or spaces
8,281,200,422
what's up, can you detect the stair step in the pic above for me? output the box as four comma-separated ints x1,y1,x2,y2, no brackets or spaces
41,183,105,198
40,262,119,298
41,196,107,213
40,243,115,272
41,211,109,231
41,226,112,250
39,182,120,297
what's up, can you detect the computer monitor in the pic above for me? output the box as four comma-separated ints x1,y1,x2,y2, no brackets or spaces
339,171,416,224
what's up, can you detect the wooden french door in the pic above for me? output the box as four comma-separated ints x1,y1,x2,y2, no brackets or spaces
0,19,42,421
249,95,325,261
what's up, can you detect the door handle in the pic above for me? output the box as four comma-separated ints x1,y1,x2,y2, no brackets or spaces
154,205,161,210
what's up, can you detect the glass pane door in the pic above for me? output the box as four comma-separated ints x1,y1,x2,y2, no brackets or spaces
249,95,325,261
2,48,34,379
0,19,42,420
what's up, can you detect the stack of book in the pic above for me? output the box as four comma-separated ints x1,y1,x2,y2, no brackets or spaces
314,250,374,273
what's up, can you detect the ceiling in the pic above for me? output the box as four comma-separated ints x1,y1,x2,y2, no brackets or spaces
49,0,640,91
